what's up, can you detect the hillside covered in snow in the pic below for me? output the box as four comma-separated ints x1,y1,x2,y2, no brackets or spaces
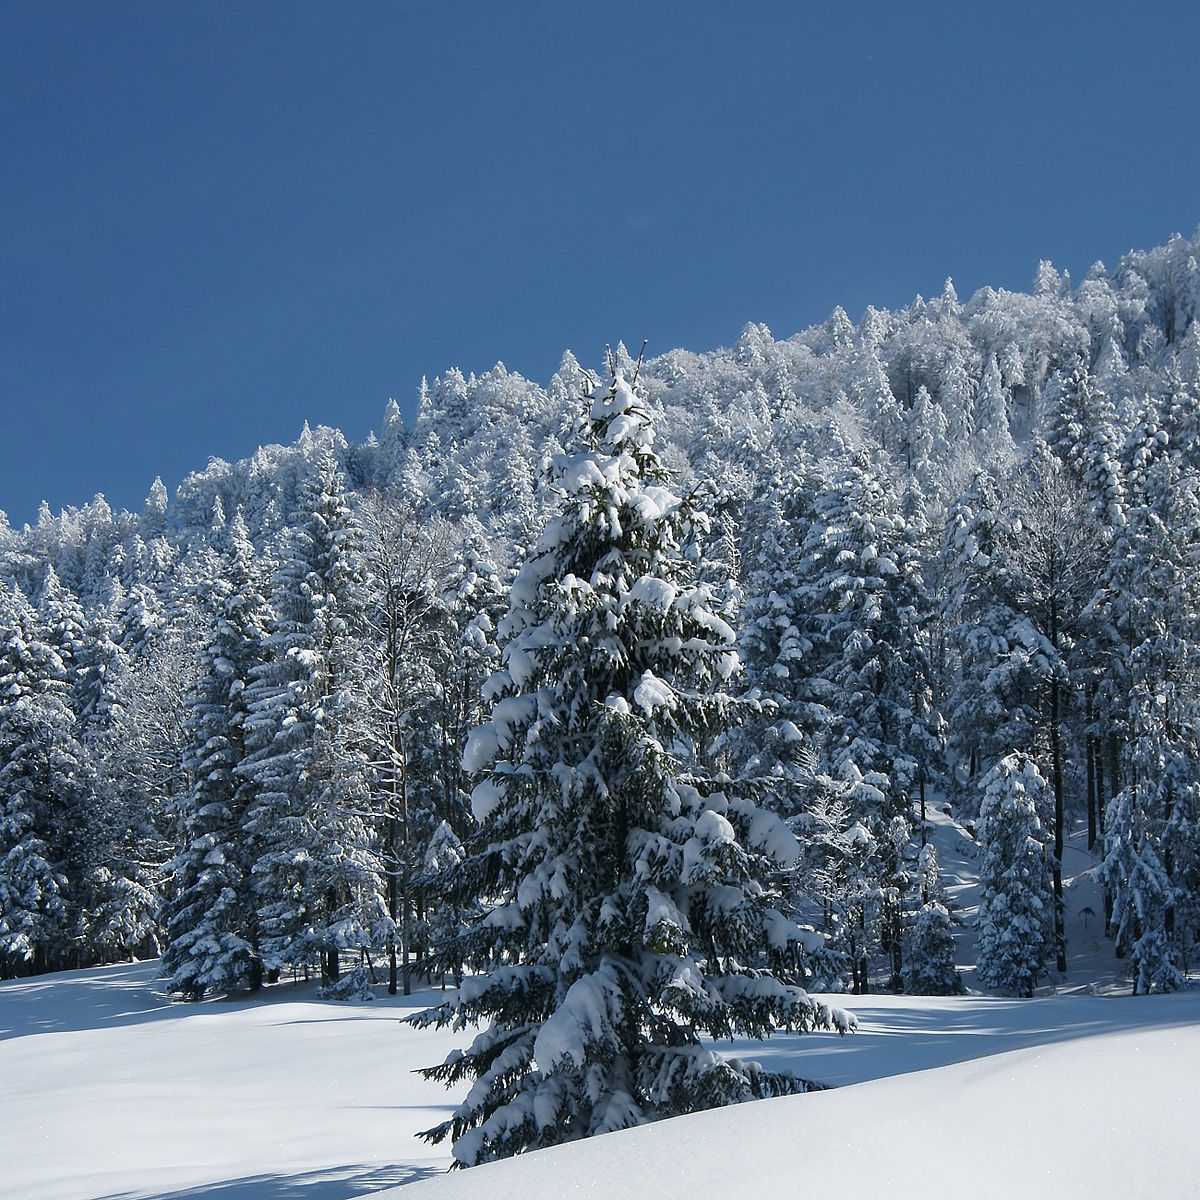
3,226,1200,1190
5,924,1198,1198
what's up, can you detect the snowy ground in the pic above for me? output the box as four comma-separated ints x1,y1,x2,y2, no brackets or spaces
0,963,464,1199
389,1004,1200,1200
4,809,1197,1199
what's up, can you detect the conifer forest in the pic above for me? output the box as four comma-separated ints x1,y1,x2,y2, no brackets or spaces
3,227,1200,1161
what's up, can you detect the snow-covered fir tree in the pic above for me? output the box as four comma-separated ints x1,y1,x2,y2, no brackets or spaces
1099,382,1200,991
161,513,271,997
408,369,851,1166
0,586,81,975
239,452,386,983
975,753,1056,997
903,843,963,995
356,489,460,994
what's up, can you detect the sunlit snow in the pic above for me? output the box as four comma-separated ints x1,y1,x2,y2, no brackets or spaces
4,811,1198,1199
4,960,1199,1200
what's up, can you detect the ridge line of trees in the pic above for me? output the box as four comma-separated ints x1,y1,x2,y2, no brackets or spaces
1,228,1198,1007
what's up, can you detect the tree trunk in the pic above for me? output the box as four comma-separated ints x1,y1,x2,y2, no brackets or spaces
1107,732,1120,813
398,723,412,997
1086,688,1097,852
1086,735,1096,851
1050,672,1067,973
388,857,399,996
890,906,903,994
919,769,928,847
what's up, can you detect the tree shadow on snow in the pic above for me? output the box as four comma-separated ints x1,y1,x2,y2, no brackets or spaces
1,959,454,1042
99,1163,444,1200
725,990,1200,1089
0,960,433,1041
0,960,266,1040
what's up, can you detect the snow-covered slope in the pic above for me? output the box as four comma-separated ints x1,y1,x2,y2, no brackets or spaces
4,961,1198,1199
1,963,463,1199
386,1014,1200,1200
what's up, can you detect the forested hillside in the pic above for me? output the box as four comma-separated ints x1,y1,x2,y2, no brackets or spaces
2,227,1198,1013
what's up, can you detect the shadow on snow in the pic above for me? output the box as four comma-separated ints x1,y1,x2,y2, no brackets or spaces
0,959,439,1041
725,990,1200,1088
97,1162,444,1200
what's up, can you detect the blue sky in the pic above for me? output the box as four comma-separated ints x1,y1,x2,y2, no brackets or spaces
2,1,1198,527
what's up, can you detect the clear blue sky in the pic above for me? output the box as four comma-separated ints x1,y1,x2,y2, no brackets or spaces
2,0,1198,527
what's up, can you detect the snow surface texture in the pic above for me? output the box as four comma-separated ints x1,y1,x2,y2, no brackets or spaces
0,964,463,1199
389,1015,1199,1200
4,959,1199,1199
3,807,1196,1198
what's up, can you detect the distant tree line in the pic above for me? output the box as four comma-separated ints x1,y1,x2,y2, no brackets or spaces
2,226,1198,1011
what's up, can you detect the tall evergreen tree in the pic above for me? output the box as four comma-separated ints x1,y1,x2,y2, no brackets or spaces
357,491,459,993
240,452,385,983
903,843,963,995
975,753,1055,997
1100,384,1200,990
161,513,271,997
0,586,82,975
409,370,850,1166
